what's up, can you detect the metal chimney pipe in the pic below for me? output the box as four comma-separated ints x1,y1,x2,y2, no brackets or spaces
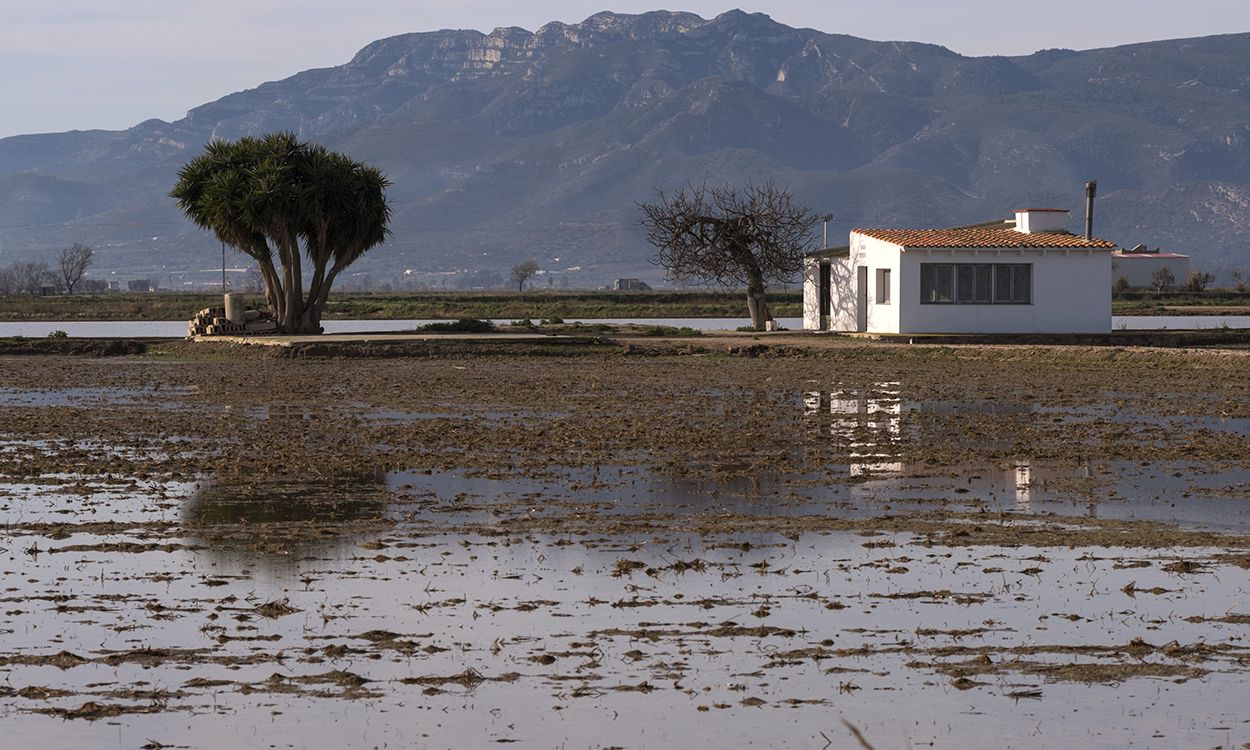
1084,180,1097,240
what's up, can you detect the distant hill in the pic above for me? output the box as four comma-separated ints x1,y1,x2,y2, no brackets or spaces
2,10,1249,288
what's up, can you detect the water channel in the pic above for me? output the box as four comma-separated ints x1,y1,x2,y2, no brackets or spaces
3,315,1249,337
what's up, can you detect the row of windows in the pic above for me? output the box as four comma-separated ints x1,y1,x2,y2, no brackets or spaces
919,263,1032,305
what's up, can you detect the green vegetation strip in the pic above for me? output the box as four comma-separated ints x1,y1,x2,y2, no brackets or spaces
0,291,803,322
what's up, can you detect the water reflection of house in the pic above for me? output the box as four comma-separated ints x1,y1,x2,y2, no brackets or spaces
805,383,1078,508
805,383,903,475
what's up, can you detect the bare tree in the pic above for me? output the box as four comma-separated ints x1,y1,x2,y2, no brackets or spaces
1151,267,1176,292
1185,269,1214,292
58,243,93,293
511,260,540,291
638,181,820,330
3,262,57,294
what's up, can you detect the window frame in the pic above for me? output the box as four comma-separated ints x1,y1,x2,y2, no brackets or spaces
919,262,1033,305
994,263,1032,305
875,268,891,305
920,263,955,304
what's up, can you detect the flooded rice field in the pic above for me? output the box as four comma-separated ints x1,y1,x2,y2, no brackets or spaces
2,341,1249,748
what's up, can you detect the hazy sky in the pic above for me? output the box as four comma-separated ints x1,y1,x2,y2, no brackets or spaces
2,0,1247,138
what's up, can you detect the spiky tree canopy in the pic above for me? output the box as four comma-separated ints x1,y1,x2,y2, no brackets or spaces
171,133,391,334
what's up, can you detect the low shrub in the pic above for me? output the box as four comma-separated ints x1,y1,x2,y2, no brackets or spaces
640,325,702,337
416,318,496,333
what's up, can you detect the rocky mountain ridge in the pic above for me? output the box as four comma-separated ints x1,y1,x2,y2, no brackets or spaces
2,10,1248,287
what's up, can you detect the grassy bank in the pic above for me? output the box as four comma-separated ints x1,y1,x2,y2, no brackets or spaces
0,290,803,322
1112,290,1250,315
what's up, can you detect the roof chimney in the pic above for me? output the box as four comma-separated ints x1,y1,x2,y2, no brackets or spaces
1013,208,1069,234
1084,180,1097,240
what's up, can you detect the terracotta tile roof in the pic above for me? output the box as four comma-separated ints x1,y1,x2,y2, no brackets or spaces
852,227,1118,249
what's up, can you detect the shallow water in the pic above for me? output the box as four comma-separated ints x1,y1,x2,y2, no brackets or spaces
3,314,1246,337
2,362,1250,748
3,502,1248,749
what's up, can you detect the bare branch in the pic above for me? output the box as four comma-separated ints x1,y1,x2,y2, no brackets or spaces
511,260,540,291
638,181,820,329
58,244,94,294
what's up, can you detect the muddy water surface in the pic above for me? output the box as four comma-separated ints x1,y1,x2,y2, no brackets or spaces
2,346,1249,748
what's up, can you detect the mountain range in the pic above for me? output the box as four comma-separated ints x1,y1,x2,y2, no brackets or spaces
2,9,1249,288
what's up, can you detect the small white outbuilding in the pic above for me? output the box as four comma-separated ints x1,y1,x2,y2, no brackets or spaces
1111,250,1190,289
803,209,1119,334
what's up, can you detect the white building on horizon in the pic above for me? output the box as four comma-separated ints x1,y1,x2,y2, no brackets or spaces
803,208,1119,335
1111,248,1190,289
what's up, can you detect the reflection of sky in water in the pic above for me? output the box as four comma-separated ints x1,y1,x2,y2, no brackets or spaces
0,385,190,408
4,376,1250,747
6,524,1250,749
2,315,1248,338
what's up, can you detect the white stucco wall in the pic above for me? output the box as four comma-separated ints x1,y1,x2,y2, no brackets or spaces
802,257,821,330
1014,210,1068,234
858,236,901,333
897,248,1111,334
1111,254,1190,289
803,237,902,332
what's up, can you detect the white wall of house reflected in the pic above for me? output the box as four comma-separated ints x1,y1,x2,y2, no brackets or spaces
1015,460,1032,510
805,382,1052,509
805,382,904,476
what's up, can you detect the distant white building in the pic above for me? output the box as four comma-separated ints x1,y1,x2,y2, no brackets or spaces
803,209,1118,334
1111,249,1190,289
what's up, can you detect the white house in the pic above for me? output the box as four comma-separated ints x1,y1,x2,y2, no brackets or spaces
803,209,1119,334
1111,249,1190,289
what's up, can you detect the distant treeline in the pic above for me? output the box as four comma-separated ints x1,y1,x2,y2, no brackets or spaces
1,245,97,295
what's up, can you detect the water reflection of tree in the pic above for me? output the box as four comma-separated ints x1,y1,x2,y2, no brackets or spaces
183,472,389,567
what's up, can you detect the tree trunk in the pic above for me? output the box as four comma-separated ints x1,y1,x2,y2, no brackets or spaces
257,256,283,321
276,230,304,334
298,258,329,334
298,262,346,335
745,276,772,331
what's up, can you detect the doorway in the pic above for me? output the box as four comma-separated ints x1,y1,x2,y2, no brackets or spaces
818,262,831,330
856,265,868,332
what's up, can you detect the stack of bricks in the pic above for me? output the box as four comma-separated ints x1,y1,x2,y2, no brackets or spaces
187,307,277,337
